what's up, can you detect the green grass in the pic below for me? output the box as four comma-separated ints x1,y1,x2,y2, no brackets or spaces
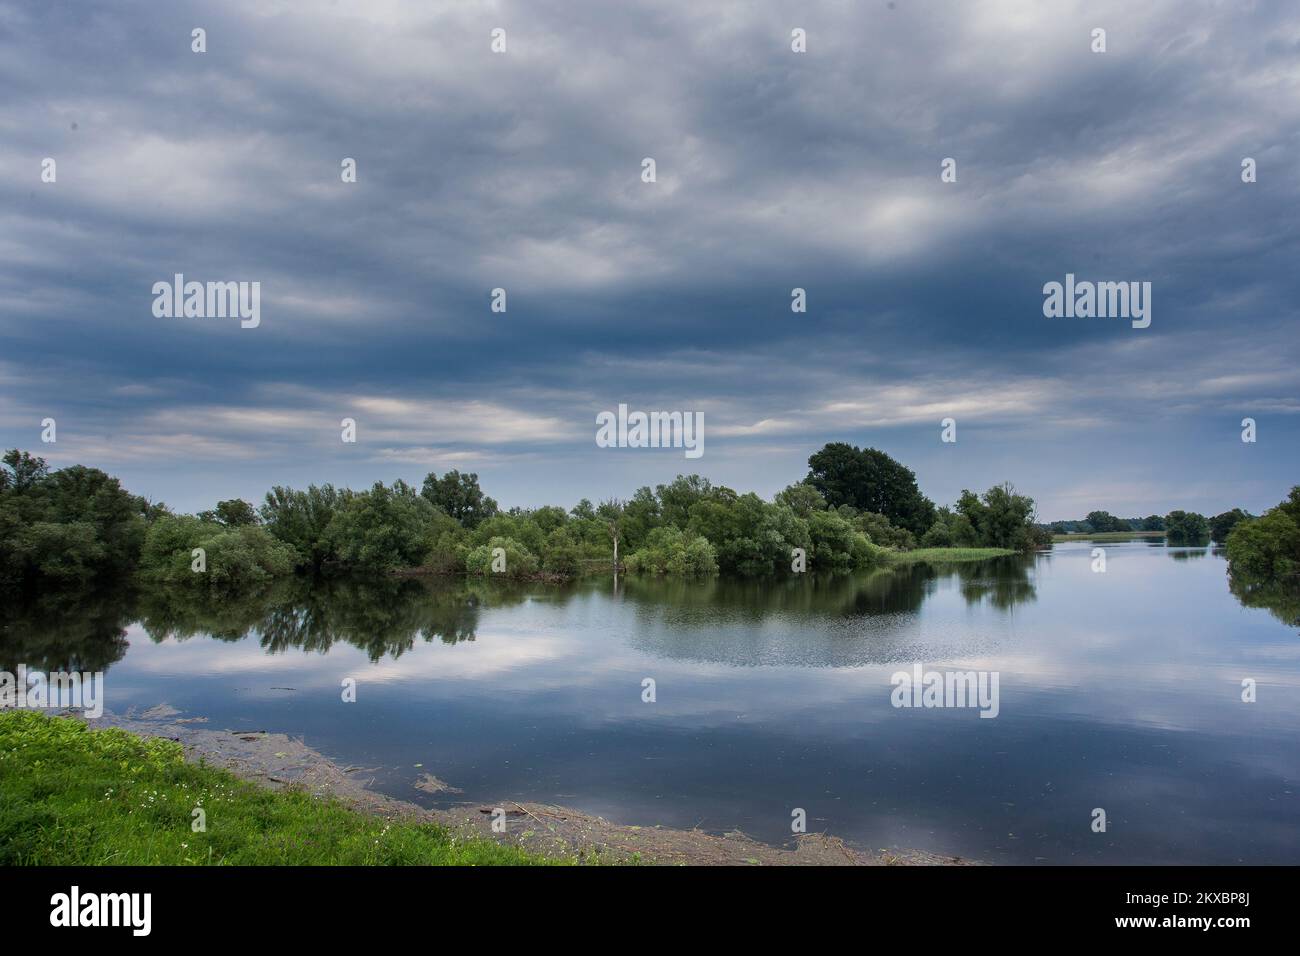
1051,531,1165,542
885,547,1016,564
0,710,569,866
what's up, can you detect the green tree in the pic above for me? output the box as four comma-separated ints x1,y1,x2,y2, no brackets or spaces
326,481,438,571
40,465,149,569
1209,508,1251,543
806,509,862,571
594,498,628,565
921,506,978,547
805,443,936,536
773,482,826,518
540,528,582,577
1085,510,1129,533
0,453,150,584
1164,510,1209,544
955,483,1048,552
1225,488,1300,586
687,492,788,575
854,511,916,550
655,475,723,529
473,512,546,556
420,470,499,529
139,515,296,594
618,488,661,551
260,484,351,570
1,449,49,492
529,505,569,535
921,511,954,547
11,522,105,582
465,536,538,579
200,499,260,527
623,526,719,576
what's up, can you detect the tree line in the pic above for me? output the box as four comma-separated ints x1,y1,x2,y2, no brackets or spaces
1049,508,1254,543
3,443,1057,594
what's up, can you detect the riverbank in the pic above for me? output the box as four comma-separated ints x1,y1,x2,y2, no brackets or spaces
0,709,972,866
1051,531,1165,542
397,548,1024,582
884,547,1017,563
0,710,560,865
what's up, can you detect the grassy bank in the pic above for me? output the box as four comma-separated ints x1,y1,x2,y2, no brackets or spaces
1051,531,1165,542
885,547,1016,563
0,711,566,866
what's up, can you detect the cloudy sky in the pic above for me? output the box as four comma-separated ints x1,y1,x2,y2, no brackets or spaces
2,0,1297,519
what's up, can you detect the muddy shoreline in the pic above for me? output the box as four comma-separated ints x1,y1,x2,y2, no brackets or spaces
82,706,975,866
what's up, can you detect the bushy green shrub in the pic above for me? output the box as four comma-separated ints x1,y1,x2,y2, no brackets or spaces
851,531,885,567
1225,489,1300,585
954,484,1048,552
9,521,104,581
623,526,718,575
139,515,297,593
465,536,538,578
541,528,583,577
0,452,150,586
687,492,792,575
807,509,860,571
773,482,826,518
855,511,915,551
1164,510,1210,544
323,481,437,571
920,517,952,547
472,513,546,556
260,484,352,570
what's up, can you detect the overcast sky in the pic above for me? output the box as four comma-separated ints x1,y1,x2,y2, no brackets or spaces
2,0,1297,519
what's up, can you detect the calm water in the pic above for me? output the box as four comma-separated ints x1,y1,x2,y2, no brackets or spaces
5,539,1298,864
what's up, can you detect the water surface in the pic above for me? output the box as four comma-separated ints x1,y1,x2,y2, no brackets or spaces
5,539,1298,864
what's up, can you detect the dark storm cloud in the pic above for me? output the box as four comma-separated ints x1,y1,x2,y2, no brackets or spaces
0,0,1296,516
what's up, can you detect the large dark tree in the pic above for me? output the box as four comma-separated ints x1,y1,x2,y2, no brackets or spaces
0,452,151,585
420,470,498,529
1209,508,1251,543
804,443,935,536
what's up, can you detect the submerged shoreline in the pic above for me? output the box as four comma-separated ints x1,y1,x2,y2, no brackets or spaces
392,546,1021,582
65,707,972,866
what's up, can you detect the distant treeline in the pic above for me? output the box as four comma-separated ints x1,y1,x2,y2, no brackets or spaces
1046,493,1300,621
0,444,1054,593
1049,509,1255,543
